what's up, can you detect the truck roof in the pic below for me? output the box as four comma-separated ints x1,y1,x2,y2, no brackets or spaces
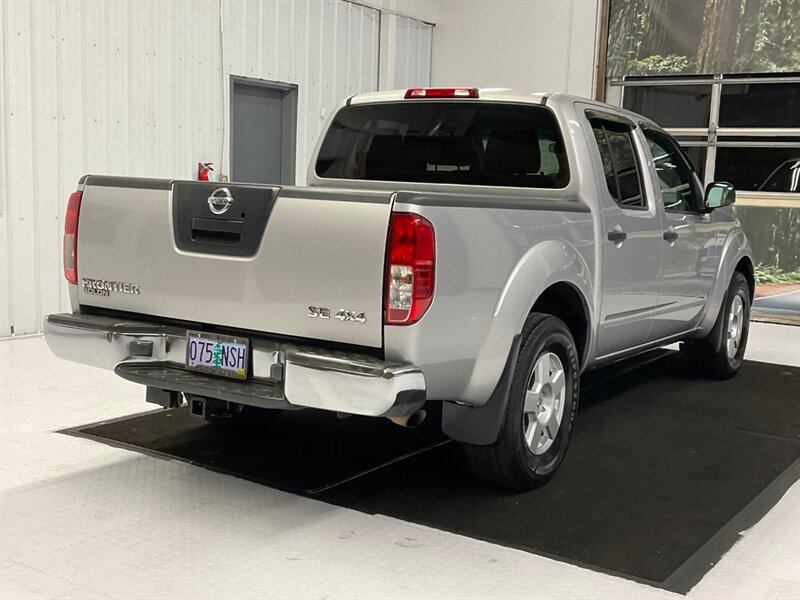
348,88,552,106
346,88,652,126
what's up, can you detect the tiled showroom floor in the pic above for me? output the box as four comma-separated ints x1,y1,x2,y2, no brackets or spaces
1,323,798,600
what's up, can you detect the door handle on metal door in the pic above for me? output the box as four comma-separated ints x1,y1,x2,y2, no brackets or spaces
607,230,627,246
663,229,679,243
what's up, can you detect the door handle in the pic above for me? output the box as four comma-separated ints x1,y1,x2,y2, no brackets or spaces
607,230,628,244
191,217,244,244
663,229,679,243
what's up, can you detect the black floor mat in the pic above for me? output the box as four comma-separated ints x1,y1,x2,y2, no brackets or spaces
66,402,446,493
66,353,800,592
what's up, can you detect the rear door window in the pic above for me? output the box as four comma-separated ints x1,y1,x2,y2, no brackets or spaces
315,102,570,188
589,118,646,209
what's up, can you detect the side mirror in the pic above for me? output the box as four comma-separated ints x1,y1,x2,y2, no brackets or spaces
704,181,736,210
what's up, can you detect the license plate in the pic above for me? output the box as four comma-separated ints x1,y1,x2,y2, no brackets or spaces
185,331,249,380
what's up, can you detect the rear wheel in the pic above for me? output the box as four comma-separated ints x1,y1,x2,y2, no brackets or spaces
462,313,579,491
681,271,750,380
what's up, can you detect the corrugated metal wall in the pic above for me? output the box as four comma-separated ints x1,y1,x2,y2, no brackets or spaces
392,16,432,88
1,0,433,338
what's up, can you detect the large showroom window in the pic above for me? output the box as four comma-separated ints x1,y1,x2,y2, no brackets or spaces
600,0,800,281
619,75,800,189
616,74,800,275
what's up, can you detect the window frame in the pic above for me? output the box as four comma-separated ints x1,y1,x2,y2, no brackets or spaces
587,112,648,211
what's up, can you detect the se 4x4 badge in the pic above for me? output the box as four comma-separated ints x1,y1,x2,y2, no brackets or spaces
308,306,366,324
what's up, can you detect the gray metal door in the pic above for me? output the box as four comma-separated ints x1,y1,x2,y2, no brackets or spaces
231,78,297,185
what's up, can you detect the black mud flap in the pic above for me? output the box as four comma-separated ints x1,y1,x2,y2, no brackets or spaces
441,334,523,445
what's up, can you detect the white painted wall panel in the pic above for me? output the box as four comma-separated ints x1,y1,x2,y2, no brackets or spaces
430,0,599,97
393,16,433,89
3,0,39,337
0,0,10,339
0,0,396,337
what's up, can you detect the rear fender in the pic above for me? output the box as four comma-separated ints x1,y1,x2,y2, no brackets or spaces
443,239,592,445
458,238,593,405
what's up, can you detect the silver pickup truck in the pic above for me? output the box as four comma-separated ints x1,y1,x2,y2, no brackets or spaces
45,88,754,490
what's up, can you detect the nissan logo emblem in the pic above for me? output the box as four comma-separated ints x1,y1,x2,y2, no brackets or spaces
208,187,234,215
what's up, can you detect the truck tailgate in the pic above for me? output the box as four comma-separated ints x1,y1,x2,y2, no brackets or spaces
76,179,392,348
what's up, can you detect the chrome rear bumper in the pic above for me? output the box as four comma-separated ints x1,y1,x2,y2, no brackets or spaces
43,313,425,417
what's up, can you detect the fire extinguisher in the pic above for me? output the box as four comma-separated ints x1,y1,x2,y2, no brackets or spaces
197,162,215,181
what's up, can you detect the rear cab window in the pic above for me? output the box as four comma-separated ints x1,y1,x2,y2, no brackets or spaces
316,102,570,189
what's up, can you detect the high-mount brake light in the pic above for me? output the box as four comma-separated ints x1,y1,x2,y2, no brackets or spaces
404,87,479,99
385,212,435,325
64,191,82,284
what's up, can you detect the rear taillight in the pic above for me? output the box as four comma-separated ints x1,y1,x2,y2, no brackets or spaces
385,212,435,325
404,87,479,99
64,191,82,284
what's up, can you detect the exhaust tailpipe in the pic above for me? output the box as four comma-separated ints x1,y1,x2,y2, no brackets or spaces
388,409,427,429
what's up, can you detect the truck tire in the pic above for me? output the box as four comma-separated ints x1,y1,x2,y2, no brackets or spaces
462,313,579,491
681,271,750,380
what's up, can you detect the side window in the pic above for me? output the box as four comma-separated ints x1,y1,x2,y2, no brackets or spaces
643,129,703,212
589,118,646,209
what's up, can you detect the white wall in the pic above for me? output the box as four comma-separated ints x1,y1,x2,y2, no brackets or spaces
381,15,434,89
430,0,600,97
381,0,441,25
377,0,436,90
396,16,433,88
0,0,433,338
0,0,599,338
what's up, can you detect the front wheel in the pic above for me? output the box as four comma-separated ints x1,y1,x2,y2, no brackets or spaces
681,271,751,380
462,313,580,491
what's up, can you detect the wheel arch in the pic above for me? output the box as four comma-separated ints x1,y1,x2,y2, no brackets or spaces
442,241,593,446
473,238,593,397
734,255,755,301
530,281,590,370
